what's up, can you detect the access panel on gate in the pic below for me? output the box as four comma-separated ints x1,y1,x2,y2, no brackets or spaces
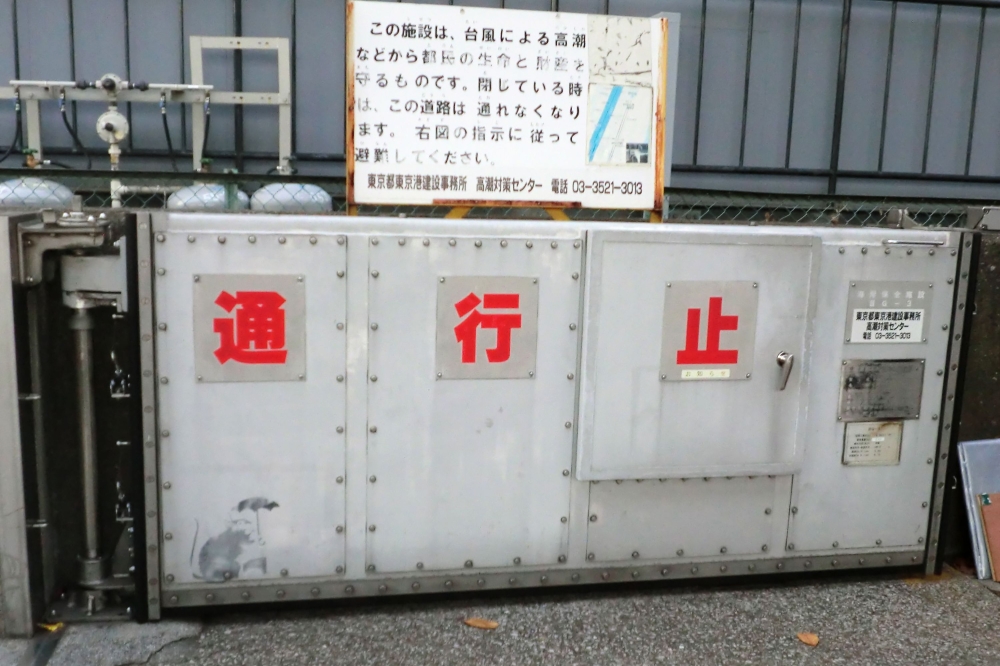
577,228,819,480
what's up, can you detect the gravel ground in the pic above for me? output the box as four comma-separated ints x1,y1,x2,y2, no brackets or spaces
4,567,1000,665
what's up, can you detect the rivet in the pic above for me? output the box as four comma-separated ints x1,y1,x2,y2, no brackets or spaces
906,249,912,255
526,241,533,248
804,561,812,568
337,322,344,331
156,268,166,276
417,562,424,569
876,539,882,545
309,236,317,245
248,235,256,243
528,371,534,377
218,236,226,244
187,235,195,243
477,578,486,586
839,247,845,254
748,564,756,571
787,543,794,550
765,508,772,515
370,375,378,382
918,537,924,544
337,270,345,278
169,595,178,604
437,372,443,378
762,545,768,552
791,506,798,514
371,238,379,245
513,557,521,565
861,247,868,254
371,270,379,278
885,556,892,563
366,565,375,572
885,248,890,254
571,574,580,581
509,577,517,585
311,587,321,596
336,426,344,434
601,572,609,580
776,563,783,570
567,373,575,380
589,514,597,522
500,240,508,248
720,546,727,554
164,532,173,540
660,374,667,381
156,233,166,243
370,323,378,330
166,574,175,582
691,566,699,574
368,524,376,531
369,475,377,483
565,421,572,429
465,560,473,568
299,374,305,380
551,241,558,249
720,565,728,572
338,236,346,245
587,553,595,560
832,559,839,567
161,430,170,438
422,238,430,246
833,541,839,548
572,272,579,280
558,555,567,563
676,549,684,556
947,278,954,284
378,585,387,593
345,585,355,594
927,458,933,464
336,525,344,533
449,239,456,246
279,236,287,244
369,426,377,433
929,249,935,256
160,376,169,385
475,240,482,247
444,580,453,588
337,375,344,382
163,481,172,490
569,323,577,330
439,277,445,283
277,590,285,598
280,568,289,577
411,582,420,591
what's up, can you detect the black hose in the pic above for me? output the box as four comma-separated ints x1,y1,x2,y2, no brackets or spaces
59,97,92,170
0,106,21,165
200,97,211,169
42,160,73,169
160,98,179,172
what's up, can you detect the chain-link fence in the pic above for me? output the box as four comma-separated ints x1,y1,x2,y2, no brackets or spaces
0,169,987,228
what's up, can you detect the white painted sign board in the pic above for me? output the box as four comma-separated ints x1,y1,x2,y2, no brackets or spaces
346,1,672,210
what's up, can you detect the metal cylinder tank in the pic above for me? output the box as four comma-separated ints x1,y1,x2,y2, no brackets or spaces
166,184,250,211
0,178,75,208
251,183,333,213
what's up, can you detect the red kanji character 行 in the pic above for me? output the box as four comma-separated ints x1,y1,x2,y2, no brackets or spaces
213,290,289,364
453,292,522,363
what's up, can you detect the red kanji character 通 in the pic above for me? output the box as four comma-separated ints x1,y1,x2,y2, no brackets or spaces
213,290,288,365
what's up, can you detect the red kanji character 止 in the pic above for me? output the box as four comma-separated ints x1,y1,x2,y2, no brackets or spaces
453,292,522,363
676,296,739,365
213,290,288,364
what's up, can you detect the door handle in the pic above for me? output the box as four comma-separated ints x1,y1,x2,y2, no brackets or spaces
776,351,794,390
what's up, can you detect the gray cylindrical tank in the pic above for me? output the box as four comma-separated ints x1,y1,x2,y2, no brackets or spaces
251,183,333,213
0,177,75,208
167,184,250,210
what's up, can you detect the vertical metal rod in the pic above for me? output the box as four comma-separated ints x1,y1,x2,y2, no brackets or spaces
550,0,558,11
233,0,244,172
692,0,708,165
921,4,942,174
603,0,609,14
71,309,99,563
290,0,297,158
784,0,802,168
877,0,897,171
964,7,985,176
124,0,134,152
26,291,55,603
738,0,756,166
179,0,188,151
826,0,853,195
12,0,23,150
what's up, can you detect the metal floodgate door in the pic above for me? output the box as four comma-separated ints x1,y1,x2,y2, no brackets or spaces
153,219,348,587
365,231,583,573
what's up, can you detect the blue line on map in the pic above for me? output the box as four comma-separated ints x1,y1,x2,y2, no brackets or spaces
588,85,623,162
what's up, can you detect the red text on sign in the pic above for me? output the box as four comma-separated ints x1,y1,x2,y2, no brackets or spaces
453,292,522,364
676,296,739,365
213,290,289,365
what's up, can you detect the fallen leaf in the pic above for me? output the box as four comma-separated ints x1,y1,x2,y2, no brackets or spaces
464,617,499,630
797,632,819,647
38,622,63,633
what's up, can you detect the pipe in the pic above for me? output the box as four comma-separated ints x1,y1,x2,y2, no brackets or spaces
70,307,102,581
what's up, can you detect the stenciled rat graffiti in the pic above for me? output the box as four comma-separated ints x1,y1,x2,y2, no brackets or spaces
190,497,279,582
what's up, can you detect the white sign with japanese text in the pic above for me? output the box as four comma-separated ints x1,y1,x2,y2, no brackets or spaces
347,1,669,210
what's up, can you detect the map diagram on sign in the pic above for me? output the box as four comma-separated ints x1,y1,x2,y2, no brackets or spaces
586,84,652,165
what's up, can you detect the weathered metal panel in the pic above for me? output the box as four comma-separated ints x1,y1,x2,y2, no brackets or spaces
364,231,583,572
153,220,348,586
577,229,818,480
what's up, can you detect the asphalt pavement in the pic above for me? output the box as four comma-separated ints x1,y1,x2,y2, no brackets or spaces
4,566,999,666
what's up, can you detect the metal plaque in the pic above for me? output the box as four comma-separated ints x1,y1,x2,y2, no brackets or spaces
193,274,306,382
659,281,758,381
845,281,932,344
838,359,925,421
435,276,539,380
842,421,903,466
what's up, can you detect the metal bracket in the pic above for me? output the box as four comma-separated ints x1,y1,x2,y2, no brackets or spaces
966,207,1000,231
885,208,918,229
12,212,113,286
